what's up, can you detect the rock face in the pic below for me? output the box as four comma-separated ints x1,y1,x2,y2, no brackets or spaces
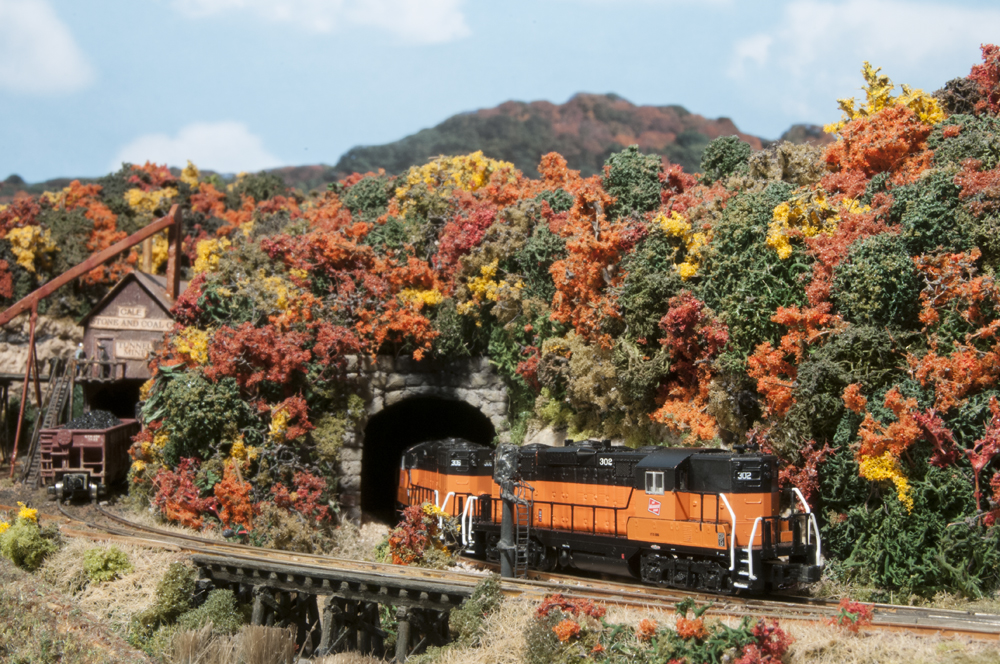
334,93,766,177
336,354,509,523
0,315,82,380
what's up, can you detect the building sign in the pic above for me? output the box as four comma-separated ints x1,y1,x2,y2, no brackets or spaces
90,316,173,332
117,305,147,318
115,340,155,360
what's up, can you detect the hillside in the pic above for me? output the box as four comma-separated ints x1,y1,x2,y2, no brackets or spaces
334,93,824,177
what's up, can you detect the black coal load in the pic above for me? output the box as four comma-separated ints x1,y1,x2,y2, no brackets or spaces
64,410,122,430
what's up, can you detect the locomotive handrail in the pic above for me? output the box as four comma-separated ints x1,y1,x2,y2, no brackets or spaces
461,496,479,547
790,487,811,515
718,493,737,572
746,516,763,581
807,512,823,566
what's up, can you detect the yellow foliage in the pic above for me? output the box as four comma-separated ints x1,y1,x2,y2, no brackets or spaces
229,436,258,463
257,272,297,312
825,62,946,133
193,237,230,275
653,212,707,280
125,187,178,215
150,232,169,273
269,407,290,443
16,502,37,524
6,226,57,273
422,502,449,519
181,161,200,188
399,288,444,308
859,451,914,512
395,151,516,212
172,327,210,365
0,521,9,535
767,192,869,259
139,378,154,401
457,259,523,316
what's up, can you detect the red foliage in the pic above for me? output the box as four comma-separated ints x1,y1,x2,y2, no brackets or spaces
913,409,960,467
779,440,833,503
0,260,12,299
214,464,257,529
433,204,497,275
273,394,313,441
969,44,1000,115
271,471,330,522
535,593,607,620
0,195,41,237
966,397,1000,509
189,182,227,217
205,323,311,391
985,471,1000,526
651,292,729,439
516,345,541,391
956,159,1000,218
128,162,176,190
311,322,363,371
828,598,874,633
388,504,441,565
735,619,795,663
171,273,206,325
152,458,217,529
822,106,933,196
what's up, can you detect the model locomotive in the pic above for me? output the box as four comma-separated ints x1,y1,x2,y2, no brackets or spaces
397,438,823,594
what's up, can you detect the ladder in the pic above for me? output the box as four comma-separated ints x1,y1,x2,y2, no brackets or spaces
21,359,72,487
512,480,534,578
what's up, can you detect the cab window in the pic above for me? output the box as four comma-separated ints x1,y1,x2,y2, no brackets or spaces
645,471,665,495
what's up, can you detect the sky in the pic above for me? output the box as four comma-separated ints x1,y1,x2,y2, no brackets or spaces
2,0,999,182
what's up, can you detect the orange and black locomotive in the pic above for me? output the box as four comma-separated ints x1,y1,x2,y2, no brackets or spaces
398,438,822,594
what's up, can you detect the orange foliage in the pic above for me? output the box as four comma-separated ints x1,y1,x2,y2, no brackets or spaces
636,618,658,642
676,617,708,640
552,619,581,643
842,383,868,414
214,464,257,528
822,105,933,198
747,341,797,418
909,346,1000,412
856,387,921,458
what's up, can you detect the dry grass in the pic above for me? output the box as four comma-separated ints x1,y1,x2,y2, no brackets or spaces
39,537,189,631
316,654,387,664
326,521,389,561
788,621,1000,663
167,625,296,664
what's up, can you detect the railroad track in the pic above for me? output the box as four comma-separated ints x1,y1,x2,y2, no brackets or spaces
5,501,1000,641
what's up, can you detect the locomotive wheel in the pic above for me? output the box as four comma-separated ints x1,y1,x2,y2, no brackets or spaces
88,483,98,503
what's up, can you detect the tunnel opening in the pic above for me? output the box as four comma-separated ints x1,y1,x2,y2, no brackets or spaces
361,396,496,523
84,380,144,420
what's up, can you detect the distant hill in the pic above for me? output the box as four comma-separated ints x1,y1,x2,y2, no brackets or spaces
1,94,834,199
334,93,784,178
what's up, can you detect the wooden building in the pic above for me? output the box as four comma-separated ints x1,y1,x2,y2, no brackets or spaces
77,271,184,418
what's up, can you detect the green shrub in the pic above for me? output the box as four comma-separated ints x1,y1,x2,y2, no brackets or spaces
888,168,973,255
602,145,663,219
535,188,574,213
337,174,394,221
514,222,566,302
230,171,286,203
700,135,752,184
450,574,504,647
176,589,247,635
130,562,197,639
929,113,1000,170
0,519,58,572
82,546,133,583
831,233,920,328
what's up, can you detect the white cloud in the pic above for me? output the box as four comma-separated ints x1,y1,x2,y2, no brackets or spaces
111,122,285,174
0,0,94,95
732,0,1000,80
171,0,470,44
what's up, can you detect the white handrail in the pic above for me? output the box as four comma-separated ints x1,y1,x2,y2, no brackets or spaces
808,513,824,566
718,493,737,571
461,496,479,547
437,491,455,531
746,516,762,581
791,487,811,514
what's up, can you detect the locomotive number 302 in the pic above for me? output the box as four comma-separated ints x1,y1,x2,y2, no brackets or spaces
737,471,755,480
598,458,613,466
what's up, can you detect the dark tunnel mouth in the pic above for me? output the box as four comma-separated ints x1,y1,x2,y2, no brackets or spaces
361,396,496,523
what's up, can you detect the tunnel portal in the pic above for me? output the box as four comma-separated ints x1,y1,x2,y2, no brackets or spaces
361,396,496,523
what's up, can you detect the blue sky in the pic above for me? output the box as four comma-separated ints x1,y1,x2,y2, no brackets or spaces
2,0,999,182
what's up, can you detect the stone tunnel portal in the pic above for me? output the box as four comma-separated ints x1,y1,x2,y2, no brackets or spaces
361,396,496,523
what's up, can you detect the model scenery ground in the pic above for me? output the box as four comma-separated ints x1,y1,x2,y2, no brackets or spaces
3,47,1000,663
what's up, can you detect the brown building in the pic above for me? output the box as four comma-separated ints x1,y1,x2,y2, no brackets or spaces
77,271,184,418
